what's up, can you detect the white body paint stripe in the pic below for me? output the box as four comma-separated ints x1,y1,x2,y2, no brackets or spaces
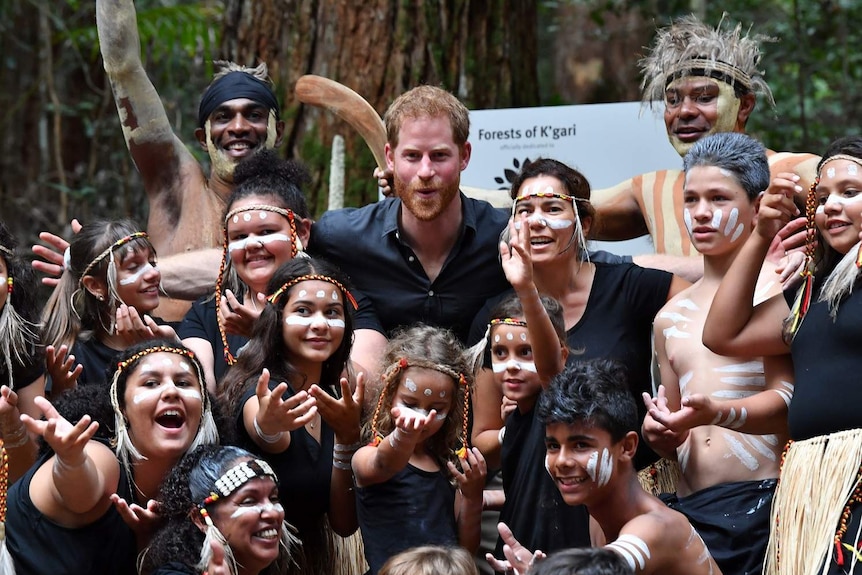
723,433,759,471
714,361,764,373
663,326,691,339
607,535,651,570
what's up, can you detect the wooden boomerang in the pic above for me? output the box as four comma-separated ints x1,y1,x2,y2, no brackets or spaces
295,75,387,170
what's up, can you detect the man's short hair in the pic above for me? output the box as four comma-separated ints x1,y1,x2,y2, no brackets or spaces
683,132,770,200
383,85,470,148
537,359,636,442
528,548,634,575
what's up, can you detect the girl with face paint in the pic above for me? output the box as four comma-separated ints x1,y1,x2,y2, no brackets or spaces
40,219,172,391
142,445,300,575
179,149,312,392
352,325,487,575
4,339,219,575
704,137,862,575
219,256,364,575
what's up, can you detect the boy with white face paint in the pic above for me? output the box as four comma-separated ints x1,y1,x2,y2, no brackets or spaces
490,359,721,575
643,132,794,575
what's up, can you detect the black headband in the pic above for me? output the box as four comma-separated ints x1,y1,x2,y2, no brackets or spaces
198,71,280,128
664,58,753,96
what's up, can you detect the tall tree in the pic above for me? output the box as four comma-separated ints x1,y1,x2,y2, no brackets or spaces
220,0,539,210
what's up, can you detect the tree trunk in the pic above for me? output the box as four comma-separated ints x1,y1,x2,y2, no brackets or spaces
220,0,539,211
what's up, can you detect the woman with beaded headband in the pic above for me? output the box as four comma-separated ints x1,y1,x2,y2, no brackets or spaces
220,256,365,575
40,219,172,392
0,222,45,482
471,158,687,478
703,135,862,575
4,339,218,575
352,324,487,575
141,444,300,575
179,148,312,392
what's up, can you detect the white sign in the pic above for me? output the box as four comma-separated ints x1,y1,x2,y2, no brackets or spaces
462,101,682,256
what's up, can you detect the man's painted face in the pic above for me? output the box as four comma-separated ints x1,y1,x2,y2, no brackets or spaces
664,77,741,156
204,98,278,181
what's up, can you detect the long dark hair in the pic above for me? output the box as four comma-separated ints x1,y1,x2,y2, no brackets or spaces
219,257,355,409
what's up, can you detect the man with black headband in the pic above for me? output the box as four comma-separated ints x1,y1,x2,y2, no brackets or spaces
91,0,285,321
590,15,819,258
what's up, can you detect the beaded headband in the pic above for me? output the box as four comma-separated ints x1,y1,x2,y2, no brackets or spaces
490,317,528,328
816,154,862,179
268,273,358,310
664,58,753,92
217,204,304,365
204,458,278,505
79,232,149,281
0,244,13,258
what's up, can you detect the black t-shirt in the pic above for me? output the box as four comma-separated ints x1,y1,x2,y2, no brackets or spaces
237,377,335,538
1,343,44,390
786,281,862,440
310,194,511,343
69,337,117,387
178,296,248,384
356,463,458,575
7,444,137,575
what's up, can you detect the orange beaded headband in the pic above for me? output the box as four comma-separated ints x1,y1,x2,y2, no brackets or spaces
79,232,149,281
268,274,358,310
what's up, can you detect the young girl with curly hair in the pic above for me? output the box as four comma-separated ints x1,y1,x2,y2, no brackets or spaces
352,325,487,575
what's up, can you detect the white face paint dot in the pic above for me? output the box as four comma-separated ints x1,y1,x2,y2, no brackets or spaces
494,334,500,343
179,361,191,372
315,290,325,299
331,291,338,301
439,391,446,398
827,167,836,179
404,378,417,392
298,290,307,298
259,212,267,219
140,363,152,373
243,213,252,222
543,186,555,195
520,333,527,341
162,358,174,366
506,333,514,341
424,389,432,396
232,215,239,224
850,164,859,176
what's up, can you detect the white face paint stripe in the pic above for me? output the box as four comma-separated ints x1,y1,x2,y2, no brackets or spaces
730,224,745,242
132,382,202,404
490,360,538,373
227,233,291,253
229,501,284,519
119,262,156,285
597,448,613,487
723,208,739,236
526,213,574,229
586,451,598,482
683,208,693,234
710,209,723,231
404,378,417,392
284,315,345,328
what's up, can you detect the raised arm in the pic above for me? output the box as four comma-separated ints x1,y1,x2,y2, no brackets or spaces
702,174,800,357
96,0,203,200
591,178,650,241
501,219,564,383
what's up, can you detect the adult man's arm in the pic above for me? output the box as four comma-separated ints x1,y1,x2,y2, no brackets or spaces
590,178,650,241
96,0,205,204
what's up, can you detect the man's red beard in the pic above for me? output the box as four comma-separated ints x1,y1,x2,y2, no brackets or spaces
395,173,460,222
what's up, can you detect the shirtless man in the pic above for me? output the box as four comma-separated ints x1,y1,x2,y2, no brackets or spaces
642,132,793,574
592,15,818,257
89,0,286,321
487,359,722,575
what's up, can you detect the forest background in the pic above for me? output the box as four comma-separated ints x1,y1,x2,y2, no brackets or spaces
1,0,860,266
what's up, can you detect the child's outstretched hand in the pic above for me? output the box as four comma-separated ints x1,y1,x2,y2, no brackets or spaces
387,405,436,450
486,522,546,575
449,447,487,501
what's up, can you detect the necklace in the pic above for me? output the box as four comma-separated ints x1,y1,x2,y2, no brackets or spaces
308,411,320,430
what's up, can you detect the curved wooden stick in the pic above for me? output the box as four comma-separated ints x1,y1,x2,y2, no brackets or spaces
295,75,387,170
